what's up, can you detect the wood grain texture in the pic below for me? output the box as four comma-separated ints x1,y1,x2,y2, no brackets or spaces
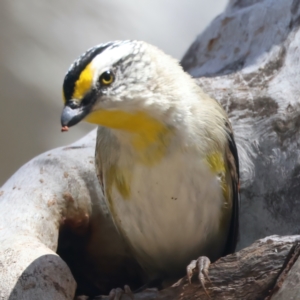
89,236,300,300
182,0,300,251
2,0,300,299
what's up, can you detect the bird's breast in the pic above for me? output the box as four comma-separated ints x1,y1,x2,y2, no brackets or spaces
88,109,174,165
103,148,230,277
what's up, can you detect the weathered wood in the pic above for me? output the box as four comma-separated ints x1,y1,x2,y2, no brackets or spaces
180,1,300,297
182,0,300,251
2,0,300,299
269,244,300,300
87,236,300,300
0,131,100,299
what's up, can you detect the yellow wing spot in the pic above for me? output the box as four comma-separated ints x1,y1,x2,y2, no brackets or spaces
206,152,225,174
206,152,232,231
206,152,230,202
106,165,132,200
72,63,94,101
104,165,131,241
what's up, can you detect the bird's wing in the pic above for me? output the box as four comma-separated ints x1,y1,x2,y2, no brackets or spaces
223,122,240,255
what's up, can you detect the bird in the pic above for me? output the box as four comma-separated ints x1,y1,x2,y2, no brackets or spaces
60,40,240,294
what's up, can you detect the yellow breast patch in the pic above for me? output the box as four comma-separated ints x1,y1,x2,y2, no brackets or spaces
86,110,173,165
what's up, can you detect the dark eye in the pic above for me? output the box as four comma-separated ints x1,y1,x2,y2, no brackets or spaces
99,70,114,86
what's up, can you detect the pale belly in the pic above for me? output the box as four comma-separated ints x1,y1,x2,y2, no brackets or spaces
107,150,228,277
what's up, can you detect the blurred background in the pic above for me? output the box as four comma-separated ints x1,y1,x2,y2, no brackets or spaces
0,0,227,185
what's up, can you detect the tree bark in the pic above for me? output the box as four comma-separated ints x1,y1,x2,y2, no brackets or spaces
93,235,300,300
2,0,300,299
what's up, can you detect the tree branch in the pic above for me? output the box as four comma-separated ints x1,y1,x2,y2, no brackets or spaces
89,235,300,300
2,0,300,299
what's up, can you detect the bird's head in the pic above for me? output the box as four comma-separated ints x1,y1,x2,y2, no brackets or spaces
61,40,188,133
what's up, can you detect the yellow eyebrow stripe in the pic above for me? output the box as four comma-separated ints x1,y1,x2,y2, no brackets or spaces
72,63,94,100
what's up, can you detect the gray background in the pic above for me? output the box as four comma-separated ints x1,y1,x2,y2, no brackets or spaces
0,0,227,185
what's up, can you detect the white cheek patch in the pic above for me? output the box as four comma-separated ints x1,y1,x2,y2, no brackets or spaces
91,42,135,84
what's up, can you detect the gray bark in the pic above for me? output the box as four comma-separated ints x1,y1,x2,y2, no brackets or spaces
182,0,300,251
0,131,100,299
93,235,300,300
1,0,300,299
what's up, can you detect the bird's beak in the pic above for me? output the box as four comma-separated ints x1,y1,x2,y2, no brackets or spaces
61,104,91,128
